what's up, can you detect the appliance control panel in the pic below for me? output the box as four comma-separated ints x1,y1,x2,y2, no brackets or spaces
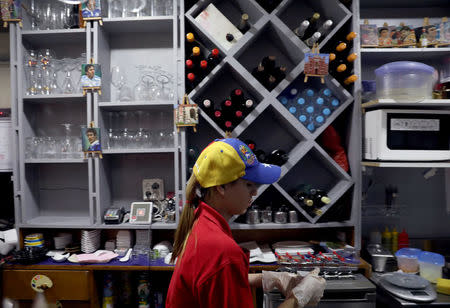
142,178,164,201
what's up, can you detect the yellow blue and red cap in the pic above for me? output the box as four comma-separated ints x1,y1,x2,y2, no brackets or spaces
193,138,281,188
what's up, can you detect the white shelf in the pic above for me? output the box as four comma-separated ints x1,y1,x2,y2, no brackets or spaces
102,148,177,154
360,48,450,61
362,161,450,168
97,223,151,229
361,99,450,109
23,94,85,103
25,158,87,164
151,222,177,229
103,16,173,33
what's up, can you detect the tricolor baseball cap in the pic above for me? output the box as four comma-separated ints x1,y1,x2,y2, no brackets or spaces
193,138,281,188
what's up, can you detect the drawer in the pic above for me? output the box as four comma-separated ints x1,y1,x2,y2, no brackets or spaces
3,269,92,301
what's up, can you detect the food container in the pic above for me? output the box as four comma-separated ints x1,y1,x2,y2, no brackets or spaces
419,251,445,283
361,80,376,102
395,248,422,273
375,61,435,101
367,243,394,272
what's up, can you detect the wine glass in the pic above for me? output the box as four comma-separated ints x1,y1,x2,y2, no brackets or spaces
111,66,125,101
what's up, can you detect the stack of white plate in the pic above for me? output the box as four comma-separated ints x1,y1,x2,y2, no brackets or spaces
104,240,116,251
53,233,72,249
272,241,314,256
81,230,101,253
116,230,133,249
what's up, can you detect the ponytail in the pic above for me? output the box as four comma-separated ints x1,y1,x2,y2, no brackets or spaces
171,173,201,263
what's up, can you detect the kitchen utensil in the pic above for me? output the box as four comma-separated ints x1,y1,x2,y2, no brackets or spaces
120,248,132,262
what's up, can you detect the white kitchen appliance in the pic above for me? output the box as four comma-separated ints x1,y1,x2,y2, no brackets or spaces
364,109,450,161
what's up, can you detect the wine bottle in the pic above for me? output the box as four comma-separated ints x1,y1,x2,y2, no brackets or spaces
261,56,276,74
305,207,323,217
220,99,234,116
199,60,209,78
305,32,321,47
345,31,357,50
185,33,196,57
237,13,250,33
185,73,196,93
201,99,214,116
265,75,277,91
222,119,235,131
333,42,347,57
265,149,289,166
233,110,244,123
207,48,220,67
314,189,331,207
346,53,358,63
303,13,321,40
252,63,268,84
273,66,287,83
317,20,333,37
242,99,255,116
244,139,256,151
185,59,195,74
293,20,310,38
212,108,223,123
189,47,202,67
226,33,235,42
254,149,266,163
343,74,358,85
230,88,245,105
293,191,314,207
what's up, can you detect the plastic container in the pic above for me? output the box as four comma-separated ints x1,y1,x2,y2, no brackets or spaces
419,251,445,283
361,80,376,102
395,248,422,273
375,61,435,101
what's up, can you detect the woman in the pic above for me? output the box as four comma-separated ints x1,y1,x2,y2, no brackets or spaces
166,138,325,308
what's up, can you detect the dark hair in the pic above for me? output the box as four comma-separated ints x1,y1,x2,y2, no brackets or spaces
86,128,97,136
85,64,94,73
378,27,388,34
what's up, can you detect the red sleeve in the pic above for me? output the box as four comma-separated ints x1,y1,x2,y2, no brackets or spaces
197,261,253,308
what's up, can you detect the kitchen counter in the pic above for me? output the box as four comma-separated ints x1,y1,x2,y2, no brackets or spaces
370,272,450,307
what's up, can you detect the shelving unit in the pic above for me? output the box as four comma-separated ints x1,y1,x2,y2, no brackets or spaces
184,0,362,247
10,0,181,231
361,99,450,109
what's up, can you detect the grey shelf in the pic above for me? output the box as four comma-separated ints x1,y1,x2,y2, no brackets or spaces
21,28,86,46
23,94,86,103
102,148,177,154
103,16,173,33
22,216,91,228
362,161,450,168
361,99,450,109
98,101,176,109
230,221,354,230
360,48,450,62
97,223,151,229
25,159,87,164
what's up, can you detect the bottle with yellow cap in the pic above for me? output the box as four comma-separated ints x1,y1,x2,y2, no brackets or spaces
382,227,392,252
391,227,399,253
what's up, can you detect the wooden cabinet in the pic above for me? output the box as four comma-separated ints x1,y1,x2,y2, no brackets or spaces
3,269,97,307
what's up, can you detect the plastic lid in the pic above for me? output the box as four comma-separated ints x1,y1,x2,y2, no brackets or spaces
316,115,324,123
289,107,296,114
306,106,314,114
186,33,194,42
211,48,219,57
297,98,305,105
322,89,331,97
418,251,445,266
187,73,195,81
395,248,422,259
192,47,200,56
316,97,324,105
331,99,339,107
307,123,315,131
299,115,307,122
375,61,435,75
290,88,298,96
200,60,208,68
280,97,288,105
322,108,331,116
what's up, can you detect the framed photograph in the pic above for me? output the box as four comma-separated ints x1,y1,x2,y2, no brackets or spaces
81,0,101,18
304,53,329,76
377,26,395,47
130,202,153,224
360,24,378,47
0,0,21,21
81,64,102,88
393,25,416,46
82,127,102,153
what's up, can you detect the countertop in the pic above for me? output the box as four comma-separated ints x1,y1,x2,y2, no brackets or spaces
370,272,450,307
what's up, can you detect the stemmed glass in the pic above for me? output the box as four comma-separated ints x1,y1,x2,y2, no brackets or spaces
60,123,73,158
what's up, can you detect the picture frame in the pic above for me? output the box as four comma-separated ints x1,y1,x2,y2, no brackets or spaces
81,0,101,18
377,26,396,47
175,94,198,132
130,202,153,224
0,0,22,27
360,24,378,47
393,25,416,47
437,21,450,46
81,63,102,95
82,126,102,153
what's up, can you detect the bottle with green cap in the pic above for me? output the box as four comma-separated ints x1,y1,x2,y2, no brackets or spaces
391,227,399,253
382,227,392,252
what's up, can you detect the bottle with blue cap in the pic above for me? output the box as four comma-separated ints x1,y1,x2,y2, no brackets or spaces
301,88,315,101
325,96,340,111
320,106,331,118
318,88,332,98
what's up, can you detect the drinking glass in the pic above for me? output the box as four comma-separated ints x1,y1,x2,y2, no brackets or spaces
108,0,124,18
111,66,125,101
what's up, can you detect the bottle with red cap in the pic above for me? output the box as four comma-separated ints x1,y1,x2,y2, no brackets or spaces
199,60,209,79
230,88,245,105
398,229,409,249
212,108,223,124
244,139,256,151
185,73,196,93
220,99,235,116
207,48,220,68
185,59,195,74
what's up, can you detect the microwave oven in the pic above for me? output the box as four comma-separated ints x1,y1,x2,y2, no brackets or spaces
364,109,450,161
